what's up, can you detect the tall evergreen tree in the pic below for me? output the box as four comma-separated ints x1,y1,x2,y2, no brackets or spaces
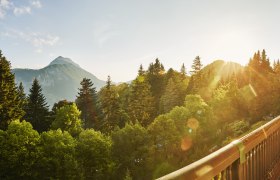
99,76,125,132
260,49,272,73
180,63,186,76
106,75,112,88
138,64,145,76
0,51,24,129
128,75,155,126
24,78,50,132
147,58,165,114
187,56,203,94
17,82,27,117
76,78,99,129
160,75,188,113
160,78,179,113
273,60,280,74
248,50,261,72
191,56,203,75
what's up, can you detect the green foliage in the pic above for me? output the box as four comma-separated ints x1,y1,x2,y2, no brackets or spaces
51,99,73,114
51,103,83,137
115,83,130,108
160,74,188,113
180,63,187,76
246,50,278,122
248,49,272,73
273,60,280,74
138,64,145,76
76,78,99,129
123,169,133,180
112,123,151,180
147,58,165,115
165,106,191,135
2,49,280,179
0,120,40,179
210,81,240,125
0,52,24,129
184,95,212,121
99,77,127,132
128,75,155,126
38,129,80,179
226,120,250,137
152,162,176,179
24,78,50,132
17,82,28,115
148,115,181,162
191,56,203,75
76,129,113,179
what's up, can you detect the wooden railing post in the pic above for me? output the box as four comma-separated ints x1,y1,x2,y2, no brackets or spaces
232,160,239,180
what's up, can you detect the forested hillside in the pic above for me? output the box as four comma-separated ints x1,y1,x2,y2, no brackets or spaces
1,49,280,179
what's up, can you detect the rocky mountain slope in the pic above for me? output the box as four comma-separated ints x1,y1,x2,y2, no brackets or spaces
13,56,106,107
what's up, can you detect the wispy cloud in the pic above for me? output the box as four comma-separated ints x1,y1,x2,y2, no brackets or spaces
13,6,31,16
30,33,60,47
1,28,60,52
30,0,41,8
0,0,12,18
0,0,42,19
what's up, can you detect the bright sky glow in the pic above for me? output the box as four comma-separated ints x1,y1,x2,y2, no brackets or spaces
1,0,280,82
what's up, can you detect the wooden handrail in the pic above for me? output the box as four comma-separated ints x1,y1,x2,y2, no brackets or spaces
157,116,280,180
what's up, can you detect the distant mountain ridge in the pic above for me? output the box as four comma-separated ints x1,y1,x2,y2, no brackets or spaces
13,56,106,107
49,56,80,68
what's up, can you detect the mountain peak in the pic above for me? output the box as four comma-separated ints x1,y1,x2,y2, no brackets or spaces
49,56,80,68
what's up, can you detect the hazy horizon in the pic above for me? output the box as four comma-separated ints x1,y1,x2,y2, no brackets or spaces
1,0,280,81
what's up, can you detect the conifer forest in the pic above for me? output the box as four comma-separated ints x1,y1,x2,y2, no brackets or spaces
1,49,280,179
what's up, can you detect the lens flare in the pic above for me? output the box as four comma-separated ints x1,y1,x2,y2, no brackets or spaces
187,118,199,130
249,84,257,97
181,136,192,151
195,165,213,177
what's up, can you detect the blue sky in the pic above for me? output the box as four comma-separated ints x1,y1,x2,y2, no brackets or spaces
1,0,280,82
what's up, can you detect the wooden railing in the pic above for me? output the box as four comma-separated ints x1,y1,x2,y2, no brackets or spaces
157,116,280,180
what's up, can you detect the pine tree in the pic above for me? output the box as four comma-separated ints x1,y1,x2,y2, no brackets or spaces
0,51,24,129
148,58,165,75
24,78,50,132
106,75,112,88
260,49,272,73
273,60,280,74
76,78,99,129
138,64,145,76
99,76,124,132
180,63,186,76
17,82,27,116
248,50,261,72
191,56,203,75
160,75,188,113
147,58,165,114
128,75,155,126
160,78,179,113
